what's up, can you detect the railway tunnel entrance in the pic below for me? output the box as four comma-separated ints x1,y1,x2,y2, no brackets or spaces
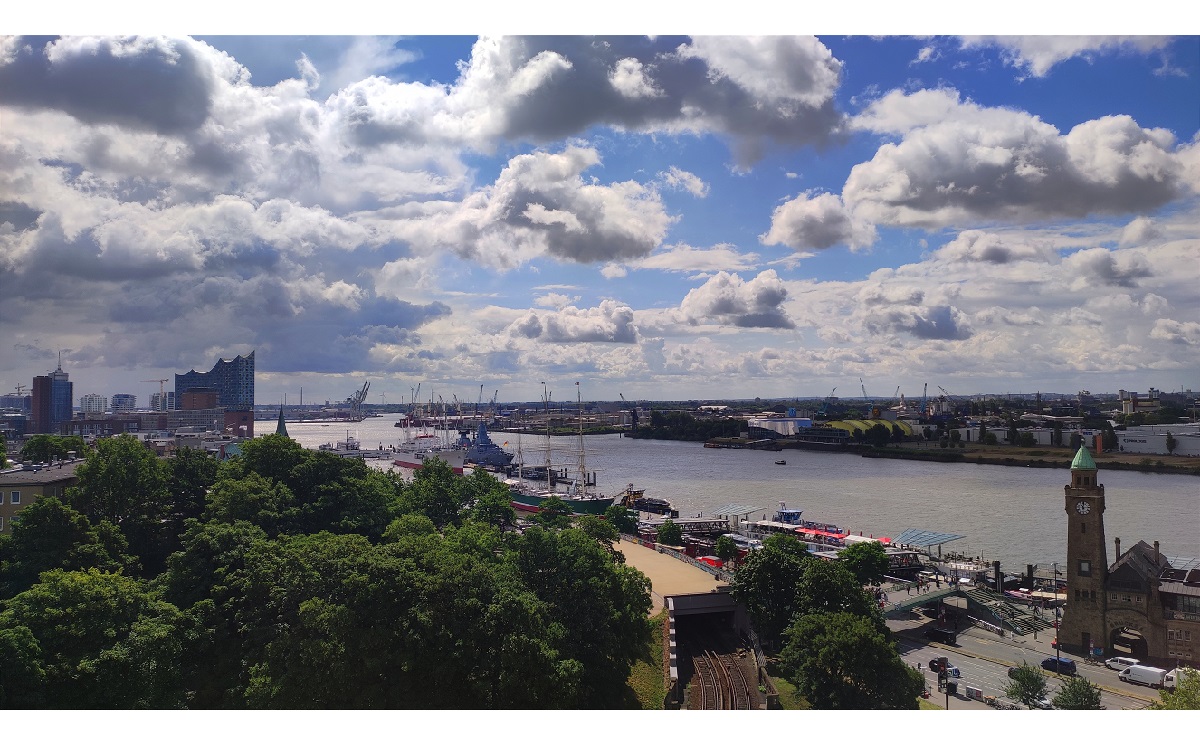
667,591,767,709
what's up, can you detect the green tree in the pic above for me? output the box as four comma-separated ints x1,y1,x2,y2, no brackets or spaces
508,526,653,707
1102,421,1119,451
1166,432,1177,455
20,434,86,462
838,541,890,585
578,514,619,551
469,483,517,528
400,456,469,528
159,519,271,707
1004,662,1049,708
0,568,194,708
533,495,573,529
1052,423,1063,447
1150,667,1200,710
165,447,219,537
0,623,46,707
67,434,173,575
1007,420,1019,445
604,504,638,535
1052,673,1103,709
714,534,740,564
222,432,309,486
1017,432,1037,447
202,473,295,534
728,533,810,650
949,429,962,445
0,496,136,598
779,612,923,709
655,519,682,546
793,554,883,624
866,423,892,448
0,431,7,469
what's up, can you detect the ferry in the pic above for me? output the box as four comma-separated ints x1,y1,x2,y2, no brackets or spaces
740,501,850,549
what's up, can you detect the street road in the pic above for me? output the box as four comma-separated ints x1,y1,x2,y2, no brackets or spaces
889,616,1160,710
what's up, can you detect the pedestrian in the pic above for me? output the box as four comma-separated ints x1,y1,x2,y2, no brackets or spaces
918,662,923,672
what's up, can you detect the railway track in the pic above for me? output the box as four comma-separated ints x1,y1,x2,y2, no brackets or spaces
686,624,757,709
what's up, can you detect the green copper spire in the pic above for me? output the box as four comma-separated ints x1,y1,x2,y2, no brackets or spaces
275,407,289,438
1071,444,1096,471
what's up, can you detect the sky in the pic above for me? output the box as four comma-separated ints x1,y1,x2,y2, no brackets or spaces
2,10,1198,408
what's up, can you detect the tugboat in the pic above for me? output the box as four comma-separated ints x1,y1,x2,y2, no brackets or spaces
616,483,679,518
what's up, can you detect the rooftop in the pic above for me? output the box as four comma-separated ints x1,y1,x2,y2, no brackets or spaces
0,460,84,484
1071,445,1097,471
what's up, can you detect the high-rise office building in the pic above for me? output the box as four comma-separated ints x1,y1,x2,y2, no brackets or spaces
32,362,73,433
175,351,254,409
111,393,136,411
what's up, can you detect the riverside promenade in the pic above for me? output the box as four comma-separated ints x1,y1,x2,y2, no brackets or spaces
615,539,724,614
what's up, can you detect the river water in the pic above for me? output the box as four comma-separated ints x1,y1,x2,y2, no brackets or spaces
279,415,1199,571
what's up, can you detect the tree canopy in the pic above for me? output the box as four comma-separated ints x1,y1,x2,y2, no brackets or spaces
1052,673,1103,709
778,612,923,709
1150,667,1200,710
1004,662,1049,708
655,519,682,547
0,568,194,708
0,430,656,709
838,541,890,585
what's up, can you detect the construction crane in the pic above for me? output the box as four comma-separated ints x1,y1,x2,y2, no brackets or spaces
141,379,169,409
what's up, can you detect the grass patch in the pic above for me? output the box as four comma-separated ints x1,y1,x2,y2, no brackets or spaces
918,697,942,710
627,610,668,709
769,675,809,710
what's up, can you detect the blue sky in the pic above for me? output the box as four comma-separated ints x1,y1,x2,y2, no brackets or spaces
2,18,1198,407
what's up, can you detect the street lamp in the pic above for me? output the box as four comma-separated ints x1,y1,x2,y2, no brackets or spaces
1054,562,1061,667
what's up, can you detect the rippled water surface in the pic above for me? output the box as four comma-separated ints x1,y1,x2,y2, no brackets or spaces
282,415,1200,569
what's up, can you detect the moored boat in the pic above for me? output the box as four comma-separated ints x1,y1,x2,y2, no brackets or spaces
463,422,515,468
616,483,678,517
508,382,614,516
393,445,466,474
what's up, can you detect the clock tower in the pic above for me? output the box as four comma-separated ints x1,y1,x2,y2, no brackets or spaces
1058,445,1108,657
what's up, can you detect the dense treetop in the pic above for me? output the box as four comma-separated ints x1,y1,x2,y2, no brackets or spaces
0,434,652,709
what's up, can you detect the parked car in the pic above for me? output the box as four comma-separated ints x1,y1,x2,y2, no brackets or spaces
1031,697,1054,710
924,627,957,644
1105,656,1140,671
1041,657,1078,675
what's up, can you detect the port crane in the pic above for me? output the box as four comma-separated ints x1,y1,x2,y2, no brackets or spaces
860,378,879,418
817,387,837,418
347,381,370,421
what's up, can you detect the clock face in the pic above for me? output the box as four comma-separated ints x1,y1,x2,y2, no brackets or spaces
1076,501,1092,515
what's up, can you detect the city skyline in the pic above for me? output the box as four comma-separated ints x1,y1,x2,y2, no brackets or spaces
3,21,1198,406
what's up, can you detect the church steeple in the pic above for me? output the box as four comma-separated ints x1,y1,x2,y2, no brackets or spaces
275,407,289,437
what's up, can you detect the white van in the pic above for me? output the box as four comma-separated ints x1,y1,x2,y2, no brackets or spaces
1105,656,1140,671
1119,664,1168,688
1164,667,1196,691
